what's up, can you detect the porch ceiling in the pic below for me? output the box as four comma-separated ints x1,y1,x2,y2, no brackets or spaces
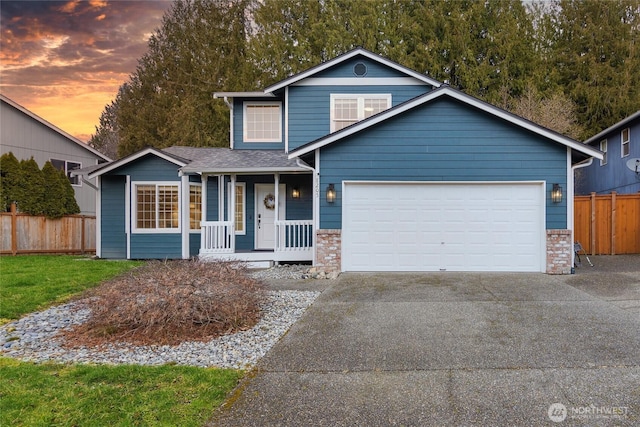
161,147,311,174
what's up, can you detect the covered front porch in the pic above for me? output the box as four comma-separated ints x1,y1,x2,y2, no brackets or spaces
179,150,316,265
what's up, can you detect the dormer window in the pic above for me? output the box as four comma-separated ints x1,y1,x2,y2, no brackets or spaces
243,102,282,142
330,94,391,132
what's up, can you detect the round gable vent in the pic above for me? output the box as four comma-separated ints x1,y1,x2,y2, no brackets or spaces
353,62,367,77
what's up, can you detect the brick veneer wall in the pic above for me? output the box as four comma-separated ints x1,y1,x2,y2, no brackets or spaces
546,229,572,274
316,229,341,272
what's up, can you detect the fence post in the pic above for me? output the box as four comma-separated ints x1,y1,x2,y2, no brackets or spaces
10,202,17,256
590,192,596,256
611,191,616,255
81,215,86,254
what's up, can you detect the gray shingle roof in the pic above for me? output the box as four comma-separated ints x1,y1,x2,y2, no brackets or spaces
162,147,310,174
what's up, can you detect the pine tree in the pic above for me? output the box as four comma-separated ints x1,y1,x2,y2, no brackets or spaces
18,158,45,215
41,161,68,218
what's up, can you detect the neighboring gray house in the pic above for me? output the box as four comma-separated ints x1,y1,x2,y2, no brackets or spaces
0,94,110,215
84,48,602,274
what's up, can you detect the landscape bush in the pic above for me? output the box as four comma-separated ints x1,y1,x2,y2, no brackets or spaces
64,260,265,346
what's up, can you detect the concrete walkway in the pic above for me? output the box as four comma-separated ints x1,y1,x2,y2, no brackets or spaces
211,256,640,426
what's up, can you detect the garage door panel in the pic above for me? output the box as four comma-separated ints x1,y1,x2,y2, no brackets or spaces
343,182,544,272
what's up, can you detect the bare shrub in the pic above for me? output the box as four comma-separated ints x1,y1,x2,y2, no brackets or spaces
64,260,265,346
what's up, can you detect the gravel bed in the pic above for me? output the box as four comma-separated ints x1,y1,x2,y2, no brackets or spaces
0,290,319,369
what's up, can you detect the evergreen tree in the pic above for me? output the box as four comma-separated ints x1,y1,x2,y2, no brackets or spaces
115,0,254,158
0,152,21,211
41,161,68,218
18,158,45,215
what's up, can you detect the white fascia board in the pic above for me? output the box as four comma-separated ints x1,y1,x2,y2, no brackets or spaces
264,48,442,93
289,87,604,160
87,147,187,179
583,110,640,145
0,94,112,161
213,92,275,98
292,77,431,87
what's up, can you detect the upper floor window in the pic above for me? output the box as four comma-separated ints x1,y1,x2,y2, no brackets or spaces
599,140,607,165
621,128,630,157
243,102,282,142
133,182,180,233
330,94,392,132
51,158,81,186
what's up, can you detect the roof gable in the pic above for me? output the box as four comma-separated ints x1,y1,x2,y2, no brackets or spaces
0,94,111,161
288,86,603,161
263,48,442,93
87,147,187,179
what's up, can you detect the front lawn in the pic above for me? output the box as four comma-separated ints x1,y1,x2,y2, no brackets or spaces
0,255,143,321
0,357,241,426
0,256,246,426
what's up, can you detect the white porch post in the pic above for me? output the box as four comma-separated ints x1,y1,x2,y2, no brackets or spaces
274,173,280,254
218,175,224,221
230,174,236,252
181,174,190,259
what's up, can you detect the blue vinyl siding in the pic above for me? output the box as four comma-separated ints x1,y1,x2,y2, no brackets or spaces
100,175,126,259
576,119,640,195
130,234,182,259
111,155,182,181
189,233,201,257
287,85,429,151
315,57,408,78
319,98,568,229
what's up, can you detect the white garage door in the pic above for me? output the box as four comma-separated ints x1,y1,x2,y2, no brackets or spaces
342,182,545,272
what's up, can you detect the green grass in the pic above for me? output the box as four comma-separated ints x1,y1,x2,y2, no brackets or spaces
0,255,143,321
0,255,244,425
0,357,242,427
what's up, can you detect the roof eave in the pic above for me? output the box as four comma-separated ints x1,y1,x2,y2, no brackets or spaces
87,147,187,179
182,167,311,174
583,110,640,145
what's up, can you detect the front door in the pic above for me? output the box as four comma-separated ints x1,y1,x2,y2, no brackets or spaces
255,184,285,249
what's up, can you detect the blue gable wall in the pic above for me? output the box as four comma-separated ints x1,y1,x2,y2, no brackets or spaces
288,84,430,151
576,117,640,195
318,98,568,229
100,175,126,258
314,57,409,78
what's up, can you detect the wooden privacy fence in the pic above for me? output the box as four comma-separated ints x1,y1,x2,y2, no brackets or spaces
1,203,96,255
574,192,640,255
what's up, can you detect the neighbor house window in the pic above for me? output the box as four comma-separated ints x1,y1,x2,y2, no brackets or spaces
189,184,202,231
227,183,246,234
133,182,180,232
621,128,630,157
330,94,391,132
600,140,607,165
243,102,282,142
51,159,82,186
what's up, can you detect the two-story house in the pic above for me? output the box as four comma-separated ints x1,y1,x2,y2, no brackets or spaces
83,48,601,274
575,110,640,195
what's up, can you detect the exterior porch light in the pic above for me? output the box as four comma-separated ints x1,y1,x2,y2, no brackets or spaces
326,184,336,203
292,187,300,199
551,183,563,203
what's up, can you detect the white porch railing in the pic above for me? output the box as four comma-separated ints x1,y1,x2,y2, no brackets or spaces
275,220,313,252
200,220,234,254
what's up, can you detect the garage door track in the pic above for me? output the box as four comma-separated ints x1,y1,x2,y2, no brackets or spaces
212,257,640,426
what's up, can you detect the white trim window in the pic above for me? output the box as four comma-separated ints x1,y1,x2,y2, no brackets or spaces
227,182,246,235
133,182,180,233
330,94,391,132
51,158,82,186
243,102,282,142
621,128,630,157
599,139,607,165
189,184,202,232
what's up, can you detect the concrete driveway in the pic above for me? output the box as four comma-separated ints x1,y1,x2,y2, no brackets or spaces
211,256,640,426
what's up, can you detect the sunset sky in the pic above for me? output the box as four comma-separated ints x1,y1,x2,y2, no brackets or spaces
1,0,172,142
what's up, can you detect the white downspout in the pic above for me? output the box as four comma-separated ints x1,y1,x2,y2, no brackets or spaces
571,156,594,268
222,97,234,149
